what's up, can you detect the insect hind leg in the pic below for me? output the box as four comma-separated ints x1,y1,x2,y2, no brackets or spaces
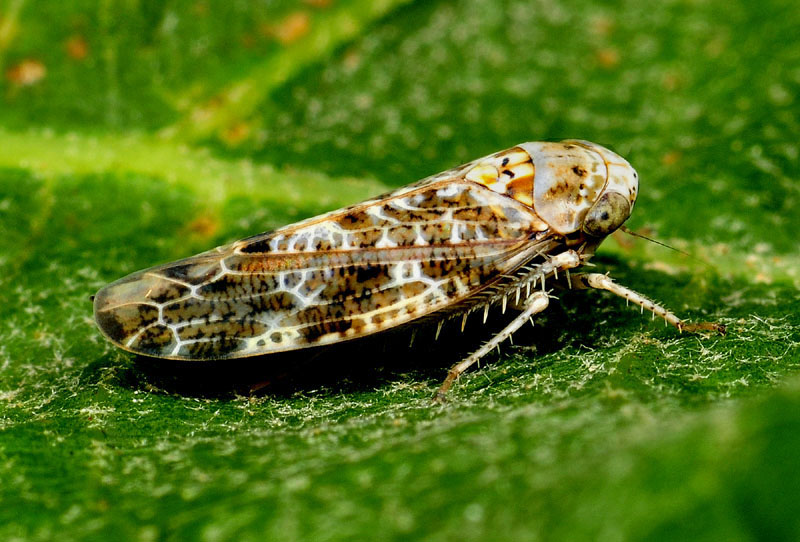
433,291,550,402
569,273,725,334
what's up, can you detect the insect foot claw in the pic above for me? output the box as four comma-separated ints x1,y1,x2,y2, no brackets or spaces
432,390,449,404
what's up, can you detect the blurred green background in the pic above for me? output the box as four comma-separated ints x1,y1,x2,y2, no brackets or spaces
1,0,799,540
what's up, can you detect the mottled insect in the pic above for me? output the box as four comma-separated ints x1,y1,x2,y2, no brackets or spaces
93,140,723,399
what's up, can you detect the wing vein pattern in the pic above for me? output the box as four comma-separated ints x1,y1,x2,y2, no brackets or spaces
95,165,554,360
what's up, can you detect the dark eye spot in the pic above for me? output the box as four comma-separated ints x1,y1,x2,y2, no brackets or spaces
582,192,631,237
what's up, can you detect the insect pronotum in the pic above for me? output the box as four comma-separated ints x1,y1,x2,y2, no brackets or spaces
93,140,723,399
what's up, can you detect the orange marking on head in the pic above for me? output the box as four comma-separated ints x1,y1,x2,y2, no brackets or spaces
465,164,500,186
505,175,534,207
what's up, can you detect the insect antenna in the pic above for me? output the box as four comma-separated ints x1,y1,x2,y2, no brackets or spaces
618,225,716,271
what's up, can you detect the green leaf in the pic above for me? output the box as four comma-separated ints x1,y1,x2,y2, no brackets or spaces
1,0,798,540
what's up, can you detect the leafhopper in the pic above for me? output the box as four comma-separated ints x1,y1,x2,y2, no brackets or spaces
93,141,723,398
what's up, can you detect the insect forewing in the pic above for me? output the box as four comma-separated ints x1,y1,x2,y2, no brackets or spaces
94,152,555,360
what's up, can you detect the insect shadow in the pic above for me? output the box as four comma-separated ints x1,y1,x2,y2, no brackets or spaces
123,313,531,399
112,296,604,400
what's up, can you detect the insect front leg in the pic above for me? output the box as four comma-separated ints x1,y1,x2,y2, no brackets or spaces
568,273,725,334
433,291,550,402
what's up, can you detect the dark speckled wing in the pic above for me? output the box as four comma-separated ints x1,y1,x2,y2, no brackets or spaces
94,165,555,360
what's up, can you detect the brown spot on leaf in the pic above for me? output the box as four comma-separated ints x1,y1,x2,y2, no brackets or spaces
221,121,251,145
192,1,209,16
661,151,682,166
272,12,311,44
661,70,685,91
595,47,619,68
65,35,89,60
6,59,46,86
185,215,219,239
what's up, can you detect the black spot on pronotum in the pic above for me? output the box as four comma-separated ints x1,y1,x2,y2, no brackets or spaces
502,169,515,178
572,165,587,177
501,157,510,166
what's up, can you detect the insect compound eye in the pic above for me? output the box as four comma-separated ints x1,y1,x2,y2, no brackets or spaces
582,192,631,237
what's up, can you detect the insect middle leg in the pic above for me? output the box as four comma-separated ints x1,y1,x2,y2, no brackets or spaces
433,291,550,402
568,273,725,334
